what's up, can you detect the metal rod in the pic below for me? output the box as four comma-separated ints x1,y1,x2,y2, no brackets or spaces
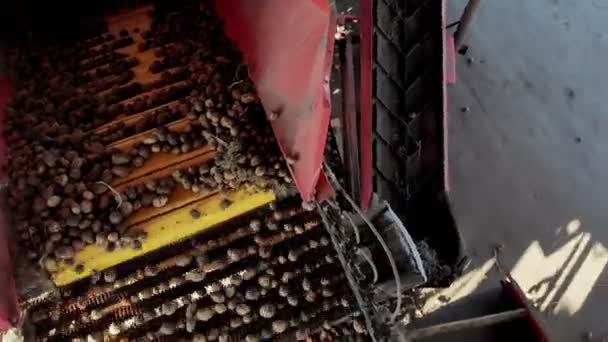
454,0,483,48
342,35,361,204
358,0,373,210
405,308,528,340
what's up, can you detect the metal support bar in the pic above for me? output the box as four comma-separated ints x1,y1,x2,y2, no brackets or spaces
454,0,483,48
359,0,373,210
342,35,362,204
405,308,528,340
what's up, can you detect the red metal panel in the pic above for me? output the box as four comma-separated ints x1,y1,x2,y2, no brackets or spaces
215,0,336,202
359,0,373,209
445,33,457,85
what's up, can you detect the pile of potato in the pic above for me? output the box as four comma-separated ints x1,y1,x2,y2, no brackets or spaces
3,1,292,273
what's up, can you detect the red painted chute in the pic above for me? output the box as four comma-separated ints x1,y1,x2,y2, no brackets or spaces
216,0,336,201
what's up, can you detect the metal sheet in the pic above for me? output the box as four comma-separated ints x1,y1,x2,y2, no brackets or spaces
53,188,275,286
215,0,336,202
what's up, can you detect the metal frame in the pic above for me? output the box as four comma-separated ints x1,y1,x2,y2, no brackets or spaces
345,0,483,210
335,0,473,289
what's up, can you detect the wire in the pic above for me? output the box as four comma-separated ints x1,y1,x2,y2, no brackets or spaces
228,80,244,89
344,192,402,323
344,212,361,244
96,181,123,209
316,202,379,342
358,249,379,284
323,162,403,323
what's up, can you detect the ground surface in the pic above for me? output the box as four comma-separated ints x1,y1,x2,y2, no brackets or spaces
414,1,608,341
